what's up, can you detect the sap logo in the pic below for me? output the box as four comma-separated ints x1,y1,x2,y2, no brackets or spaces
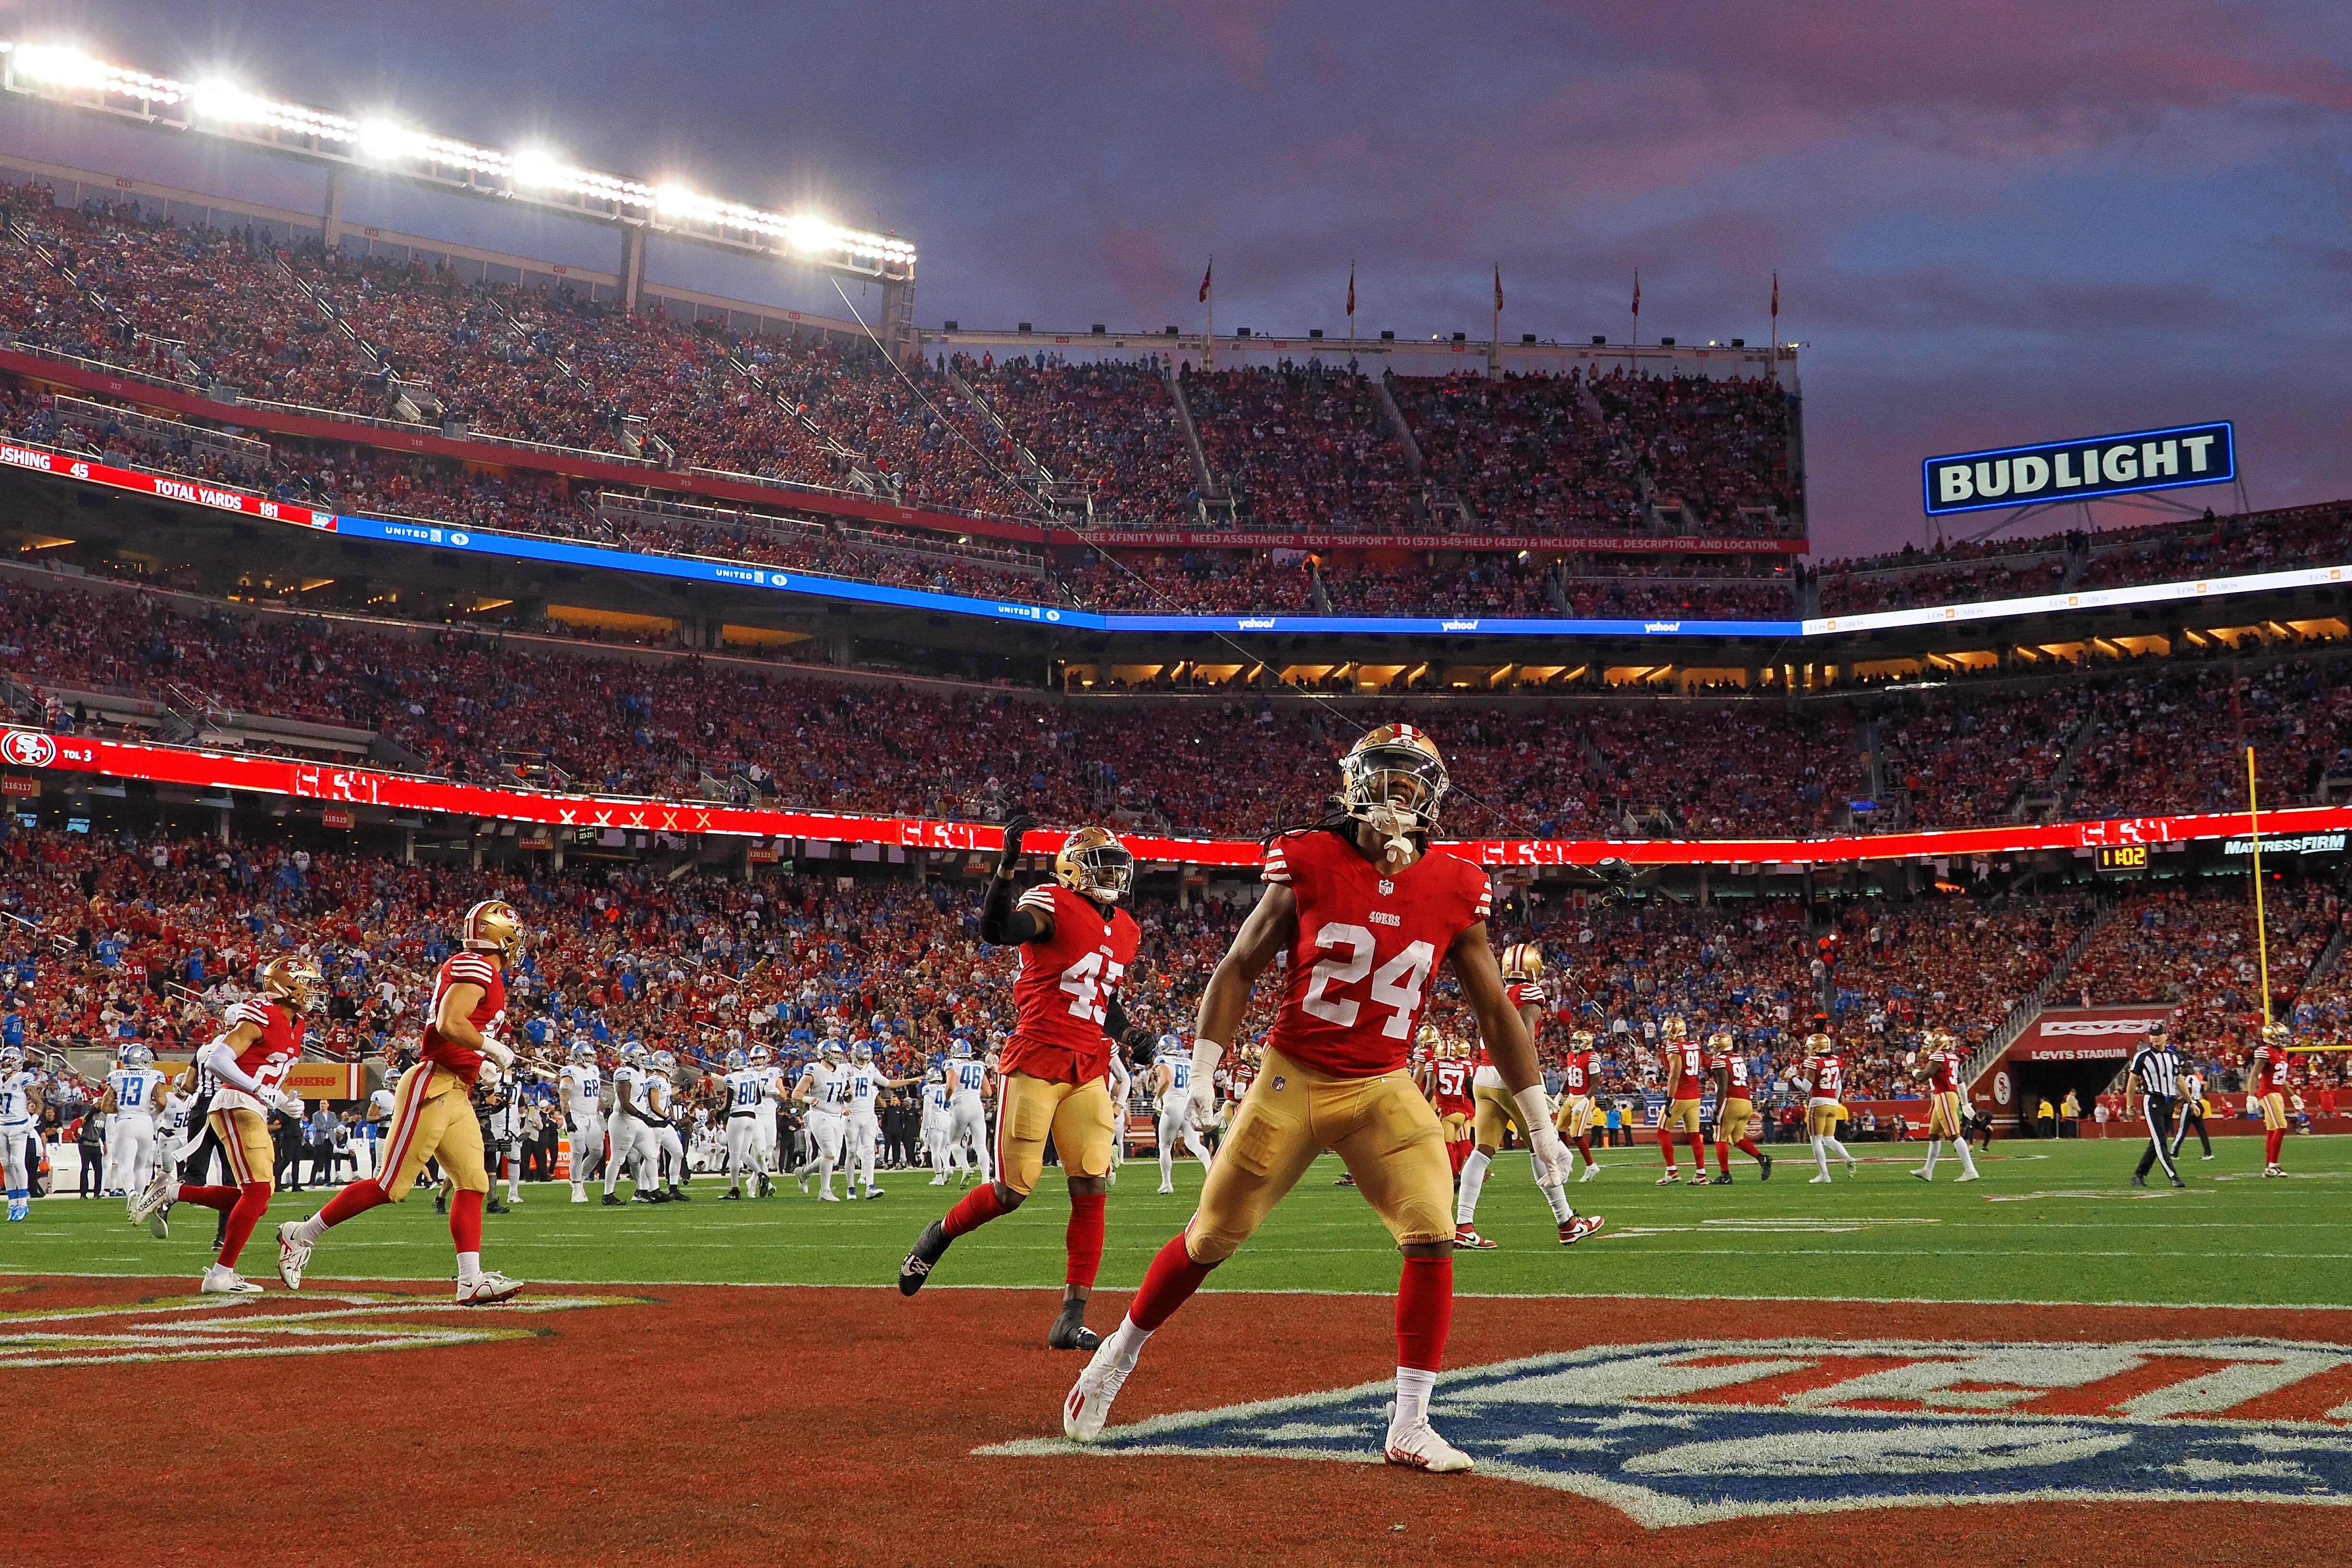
1644,620,1683,633
1238,617,1277,630
986,1337,2352,1526
1441,619,1480,631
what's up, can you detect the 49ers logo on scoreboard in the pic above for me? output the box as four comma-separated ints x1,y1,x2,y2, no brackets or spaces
0,730,57,769
987,1337,2352,1525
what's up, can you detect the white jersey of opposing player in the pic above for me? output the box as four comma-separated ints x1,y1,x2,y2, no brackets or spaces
805,1062,851,1120
845,1063,886,1121
756,1065,786,1105
368,1088,396,1123
489,1096,522,1139
643,1073,673,1120
612,1064,646,1121
945,1057,988,1104
723,1069,764,1116
161,1090,193,1139
924,1080,953,1120
1159,1057,1193,1112
0,1068,35,1128
561,1063,603,1119
109,1066,165,1121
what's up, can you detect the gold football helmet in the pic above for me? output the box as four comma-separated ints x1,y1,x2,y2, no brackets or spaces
260,956,324,1014
1662,1016,1688,1042
1415,1023,1441,1053
1339,724,1451,831
1500,943,1543,983
1569,1029,1596,1050
2261,1019,2290,1045
1804,1031,1833,1053
1708,1029,1735,1051
1053,826,1135,904
461,898,524,959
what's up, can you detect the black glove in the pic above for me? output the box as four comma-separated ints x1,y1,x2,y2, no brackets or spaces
1121,1027,1157,1067
996,812,1037,875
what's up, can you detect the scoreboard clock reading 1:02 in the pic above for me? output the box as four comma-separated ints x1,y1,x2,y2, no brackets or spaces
2096,844,2151,872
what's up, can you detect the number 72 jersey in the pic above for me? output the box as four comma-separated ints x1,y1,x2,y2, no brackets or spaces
1263,828,1494,1079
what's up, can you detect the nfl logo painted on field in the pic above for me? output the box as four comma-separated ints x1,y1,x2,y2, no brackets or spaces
991,1338,2352,1526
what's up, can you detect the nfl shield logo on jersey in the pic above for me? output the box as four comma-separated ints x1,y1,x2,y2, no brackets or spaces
1378,879,1393,896
988,1337,2352,1526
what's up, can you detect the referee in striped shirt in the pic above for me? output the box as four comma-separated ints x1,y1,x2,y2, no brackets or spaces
2127,1024,2185,1188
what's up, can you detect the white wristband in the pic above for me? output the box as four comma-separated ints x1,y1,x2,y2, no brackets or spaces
1511,1083,1555,1136
1188,1037,1226,1085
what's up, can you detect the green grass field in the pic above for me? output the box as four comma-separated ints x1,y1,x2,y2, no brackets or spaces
10,1136,2348,1306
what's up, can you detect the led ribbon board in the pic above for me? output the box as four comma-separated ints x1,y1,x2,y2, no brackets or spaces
1923,421,2235,517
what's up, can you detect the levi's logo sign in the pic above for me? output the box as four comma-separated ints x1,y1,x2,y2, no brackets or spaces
2040,1018,2170,1037
986,1338,2352,1526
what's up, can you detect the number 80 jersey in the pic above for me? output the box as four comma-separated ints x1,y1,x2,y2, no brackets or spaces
1263,828,1493,1079
1006,882,1140,1085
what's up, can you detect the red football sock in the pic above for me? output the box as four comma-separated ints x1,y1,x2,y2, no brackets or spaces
216,1182,270,1267
1737,1138,1765,1163
1447,1140,1468,1176
1065,1193,1106,1289
2267,1129,2284,1164
1716,1142,1732,1175
1687,1131,1708,1169
1576,1135,1592,1167
1396,1254,1454,1373
1128,1229,1216,1331
176,1184,240,1213
450,1188,484,1253
1656,1125,1678,1168
315,1178,391,1229
942,1182,1006,1240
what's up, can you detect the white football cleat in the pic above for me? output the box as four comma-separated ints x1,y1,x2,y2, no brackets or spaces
1911,1169,1932,1182
1157,1183,1175,1195
572,1187,588,1204
1451,1227,1496,1250
1063,1335,1139,1442
1578,1163,1598,1182
275,1221,312,1290
1808,1173,1833,1184
129,1164,174,1229
1559,1213,1605,1246
929,1175,948,1186
1384,1415,1474,1473
201,1264,263,1296
1954,1172,1980,1183
456,1270,523,1306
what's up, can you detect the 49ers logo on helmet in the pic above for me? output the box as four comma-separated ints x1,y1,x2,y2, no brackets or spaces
0,730,56,769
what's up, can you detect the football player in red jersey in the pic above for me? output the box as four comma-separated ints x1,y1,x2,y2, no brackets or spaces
2251,1021,2292,1176
130,957,317,1294
1709,1027,1772,1183
1063,726,1601,1473
1455,943,1586,1245
1551,1028,1600,1181
1422,1028,1475,1178
1909,1030,1979,1182
1803,1029,1857,1182
273,900,525,1305
900,821,1150,1353
1656,1016,1709,1186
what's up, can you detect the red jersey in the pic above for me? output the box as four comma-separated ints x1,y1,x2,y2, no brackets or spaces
1431,1057,1474,1116
1666,1036,1707,1100
1925,1047,1964,1096
217,997,305,1115
1262,829,1492,1078
1722,1050,1753,1098
1505,981,1546,1016
422,951,507,1088
1556,1050,1593,1099
1006,882,1140,1084
1806,1052,1844,1100
1229,1060,1256,1101
2252,1045,2290,1097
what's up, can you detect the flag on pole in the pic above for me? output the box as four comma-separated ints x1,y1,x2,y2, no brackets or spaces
1346,264,1355,319
1632,269,1640,318
1199,259,1213,304
1494,264,1504,313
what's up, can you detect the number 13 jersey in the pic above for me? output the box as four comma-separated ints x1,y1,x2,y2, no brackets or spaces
1263,828,1492,1079
1006,882,1140,1085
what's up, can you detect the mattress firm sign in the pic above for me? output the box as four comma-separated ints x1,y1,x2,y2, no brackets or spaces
1923,422,2234,516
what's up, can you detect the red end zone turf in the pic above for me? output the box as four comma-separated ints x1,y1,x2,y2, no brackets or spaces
8,1277,2344,1566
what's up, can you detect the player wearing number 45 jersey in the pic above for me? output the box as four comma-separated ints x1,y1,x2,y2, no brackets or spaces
900,819,1150,1353
1063,726,1601,1475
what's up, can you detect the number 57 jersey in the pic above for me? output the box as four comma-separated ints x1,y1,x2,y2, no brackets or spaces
1263,828,1493,1078
1006,882,1141,1085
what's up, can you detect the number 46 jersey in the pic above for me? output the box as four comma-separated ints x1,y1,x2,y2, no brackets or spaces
1263,828,1493,1079
1006,882,1141,1086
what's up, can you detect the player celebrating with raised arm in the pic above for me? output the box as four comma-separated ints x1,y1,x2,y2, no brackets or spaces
1063,726,1602,1472
1910,1030,1978,1182
899,819,1148,1354
270,901,525,1305
130,960,316,1291
1455,944,1587,1247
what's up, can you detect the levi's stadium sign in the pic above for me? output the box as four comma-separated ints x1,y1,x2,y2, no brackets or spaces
2009,1005,2178,1062
1923,421,2234,517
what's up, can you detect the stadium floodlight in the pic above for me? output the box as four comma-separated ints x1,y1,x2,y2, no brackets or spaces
0,38,914,276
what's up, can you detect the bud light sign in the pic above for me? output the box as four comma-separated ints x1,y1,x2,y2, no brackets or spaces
1923,421,2233,516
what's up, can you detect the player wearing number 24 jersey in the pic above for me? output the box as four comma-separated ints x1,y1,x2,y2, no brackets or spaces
1062,725,1601,1476
900,818,1149,1354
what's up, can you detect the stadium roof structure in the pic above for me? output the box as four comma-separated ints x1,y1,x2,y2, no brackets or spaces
0,39,914,285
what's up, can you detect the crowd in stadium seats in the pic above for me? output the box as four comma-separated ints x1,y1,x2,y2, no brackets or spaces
951,355,1201,525
1182,364,1420,533
2066,878,2348,1056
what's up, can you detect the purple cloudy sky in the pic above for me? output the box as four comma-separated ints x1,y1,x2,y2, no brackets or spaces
9,0,2352,556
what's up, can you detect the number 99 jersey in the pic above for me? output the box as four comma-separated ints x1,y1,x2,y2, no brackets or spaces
1262,828,1493,1079
1006,882,1141,1086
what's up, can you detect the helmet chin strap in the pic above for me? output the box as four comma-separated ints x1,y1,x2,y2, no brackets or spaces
1360,802,1420,867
